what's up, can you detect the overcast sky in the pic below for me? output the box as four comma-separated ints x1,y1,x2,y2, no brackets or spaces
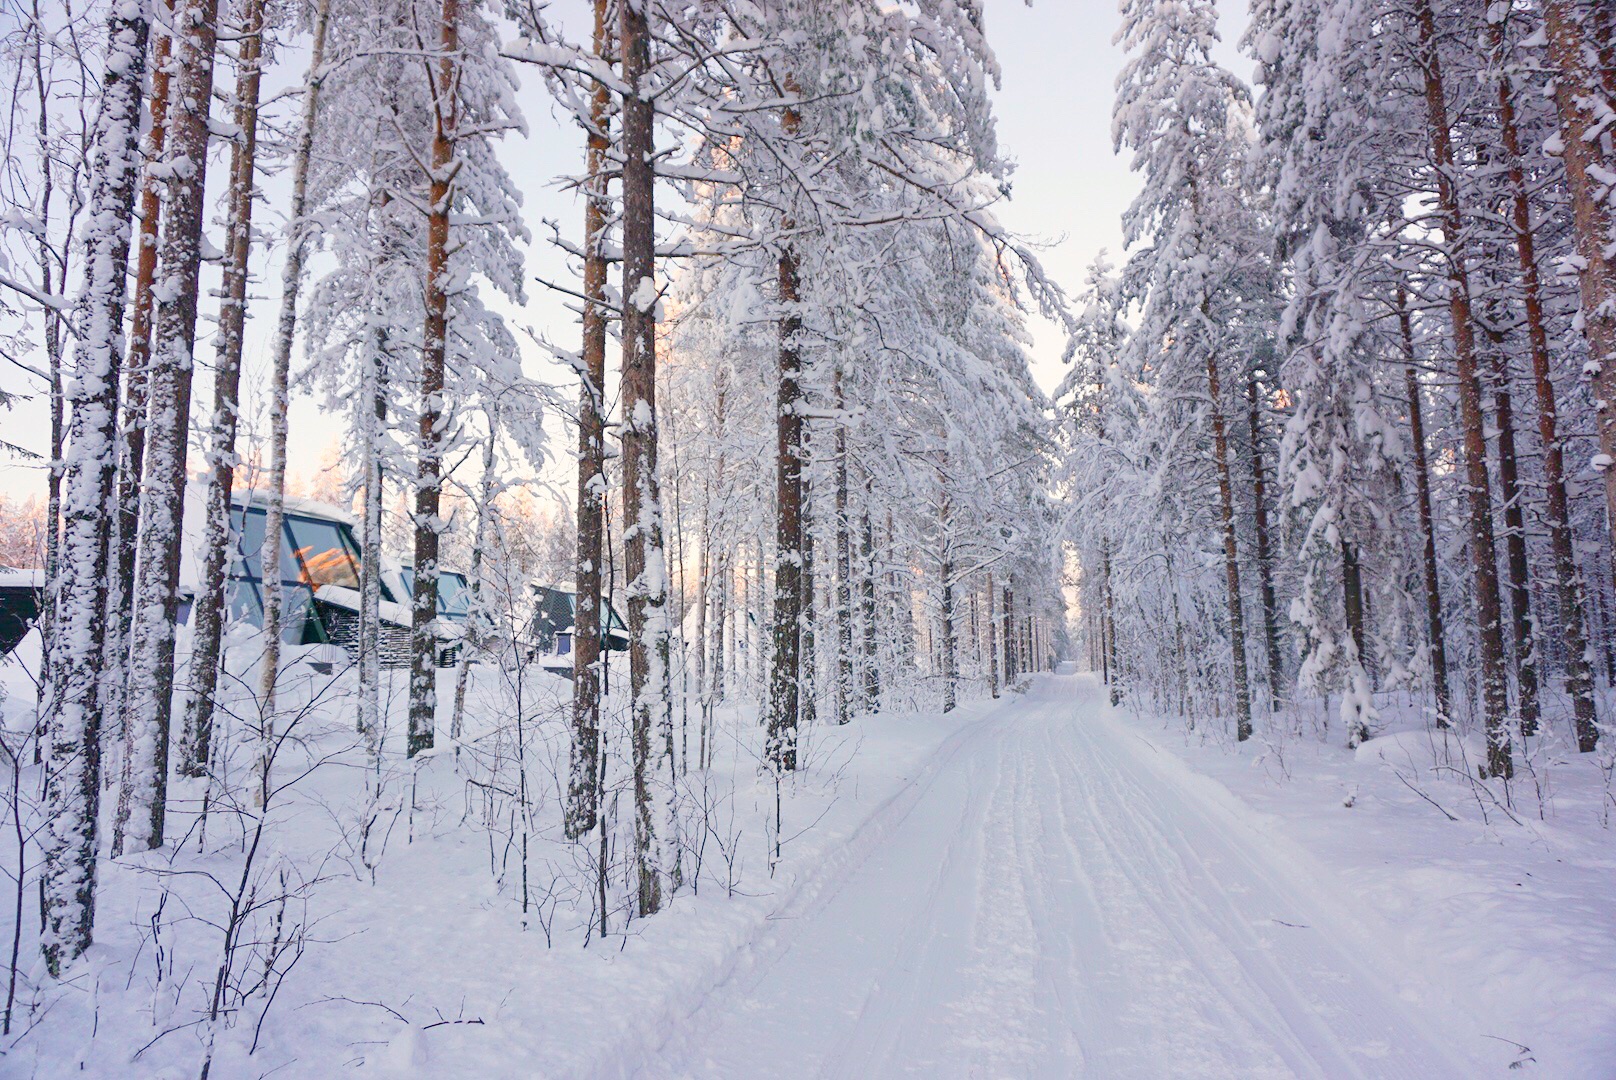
0,0,1253,504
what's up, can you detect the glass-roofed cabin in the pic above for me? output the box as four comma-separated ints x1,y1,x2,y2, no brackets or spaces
184,491,461,667
528,584,629,675
395,566,472,624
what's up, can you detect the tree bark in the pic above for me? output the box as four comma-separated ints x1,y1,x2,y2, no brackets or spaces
1488,345,1539,735
40,1,147,977
113,2,174,745
258,0,332,765
833,365,853,722
180,0,266,778
861,505,880,711
1205,345,1253,741
1542,0,1616,543
986,572,999,698
766,235,803,772
1492,13,1600,749
567,0,612,840
116,0,221,854
408,0,461,759
620,0,671,916
1245,365,1282,710
1002,586,1015,682
1398,290,1453,728
1413,0,1512,778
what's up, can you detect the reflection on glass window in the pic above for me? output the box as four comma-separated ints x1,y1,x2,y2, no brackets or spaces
285,517,360,589
230,506,300,584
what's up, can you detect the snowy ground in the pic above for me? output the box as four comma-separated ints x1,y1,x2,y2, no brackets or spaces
2,658,1612,1077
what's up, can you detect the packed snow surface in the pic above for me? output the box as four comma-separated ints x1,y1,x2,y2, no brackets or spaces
644,672,1486,1078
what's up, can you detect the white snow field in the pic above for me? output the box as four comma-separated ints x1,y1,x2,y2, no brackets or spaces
644,672,1486,1080
6,661,1611,1077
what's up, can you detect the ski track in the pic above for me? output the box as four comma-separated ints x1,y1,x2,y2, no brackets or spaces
644,673,1481,1080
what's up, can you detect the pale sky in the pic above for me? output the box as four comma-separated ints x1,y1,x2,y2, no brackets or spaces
0,0,1252,505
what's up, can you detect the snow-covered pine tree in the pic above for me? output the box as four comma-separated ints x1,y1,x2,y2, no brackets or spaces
1114,0,1260,740
116,0,222,855
41,0,149,975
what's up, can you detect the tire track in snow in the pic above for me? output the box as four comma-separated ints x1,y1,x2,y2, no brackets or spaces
643,675,1484,1078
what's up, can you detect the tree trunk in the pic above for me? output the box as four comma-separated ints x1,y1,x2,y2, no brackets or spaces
40,2,147,977
567,0,612,840
180,0,266,778
1205,345,1253,741
766,234,803,772
1398,291,1453,728
620,0,671,916
113,1,174,748
1542,0,1616,543
451,412,498,745
1342,542,1367,667
986,572,999,698
1489,346,1539,735
1245,365,1282,710
116,0,221,854
1102,544,1120,705
409,0,461,759
1002,586,1015,682
358,332,386,758
1413,0,1512,777
834,366,853,723
861,506,880,711
1492,14,1600,749
258,0,332,766
940,558,957,712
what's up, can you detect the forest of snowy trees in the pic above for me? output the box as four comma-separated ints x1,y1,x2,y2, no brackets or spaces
0,0,1613,1074
1065,0,1616,783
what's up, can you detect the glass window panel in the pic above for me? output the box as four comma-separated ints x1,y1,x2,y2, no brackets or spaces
285,516,360,589
224,577,263,627
230,505,299,584
439,572,470,617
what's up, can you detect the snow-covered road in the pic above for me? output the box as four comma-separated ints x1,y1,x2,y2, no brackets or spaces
646,672,1479,1079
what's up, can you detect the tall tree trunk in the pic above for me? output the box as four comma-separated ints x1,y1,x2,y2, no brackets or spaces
1413,0,1512,778
801,454,817,729
1398,291,1453,728
1205,346,1253,741
409,0,461,759
1245,365,1282,710
40,1,148,977
1102,544,1120,704
860,505,879,711
450,411,498,750
1342,542,1367,665
1541,0,1616,540
1002,586,1015,682
567,0,612,840
113,1,174,748
711,551,727,711
258,0,332,767
833,365,853,723
1492,14,1600,749
116,0,221,854
180,0,266,778
1489,344,1540,735
766,242,803,772
986,572,999,698
620,0,672,916
940,557,957,712
767,76,805,770
358,332,386,756
26,7,67,742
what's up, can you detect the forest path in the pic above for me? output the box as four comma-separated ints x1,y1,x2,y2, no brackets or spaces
644,672,1478,1079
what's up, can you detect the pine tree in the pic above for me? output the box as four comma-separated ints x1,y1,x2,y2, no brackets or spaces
116,0,223,854
41,0,149,975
